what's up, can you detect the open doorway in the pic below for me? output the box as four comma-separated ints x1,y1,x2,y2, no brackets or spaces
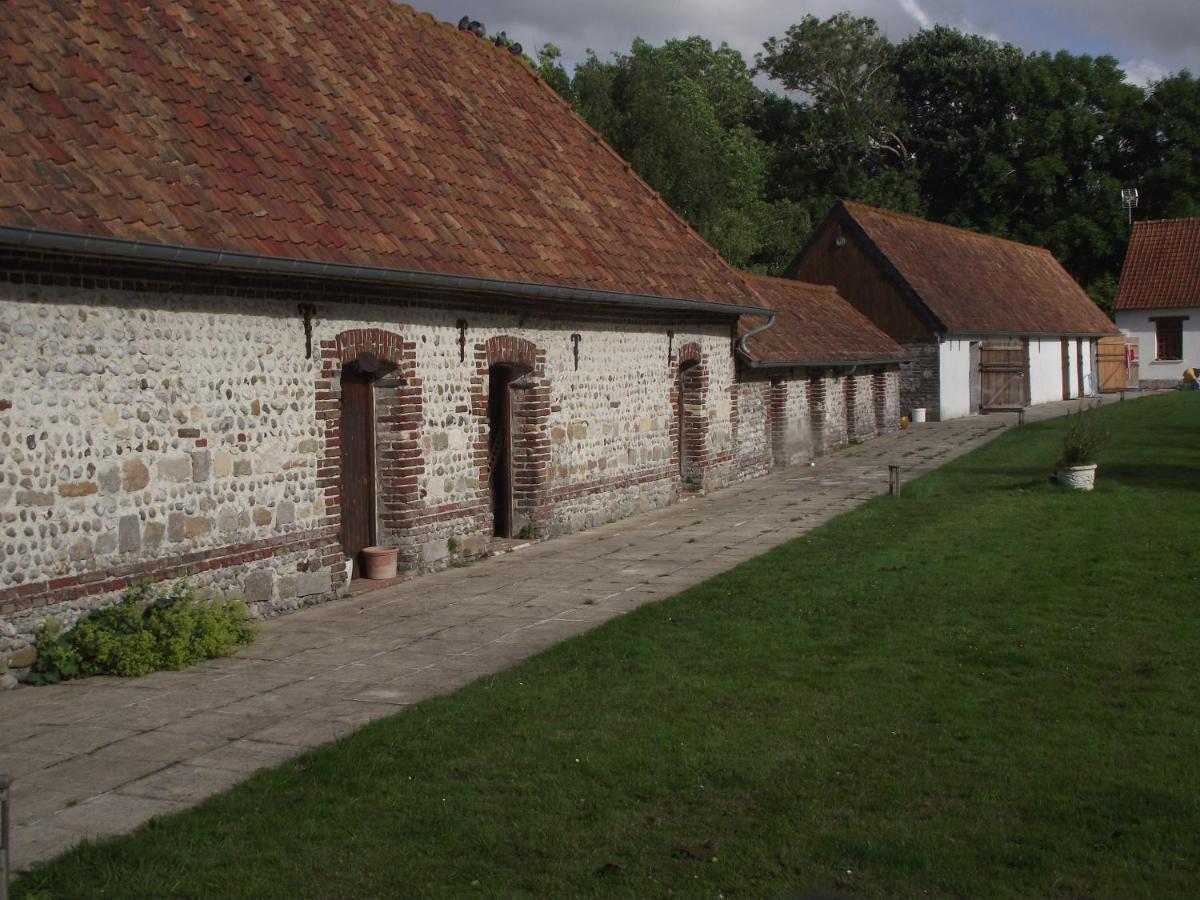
339,362,376,578
488,364,517,538
677,360,702,489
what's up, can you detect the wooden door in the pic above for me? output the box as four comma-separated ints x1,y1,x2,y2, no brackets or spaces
339,367,376,577
979,339,1028,411
1097,336,1132,392
1076,341,1085,396
488,366,513,538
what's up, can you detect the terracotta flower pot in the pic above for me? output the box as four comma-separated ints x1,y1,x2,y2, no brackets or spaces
361,545,399,580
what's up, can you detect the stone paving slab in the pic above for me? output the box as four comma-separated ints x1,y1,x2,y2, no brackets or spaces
0,398,1122,870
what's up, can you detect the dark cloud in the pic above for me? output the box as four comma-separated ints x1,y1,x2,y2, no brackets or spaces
418,0,1197,80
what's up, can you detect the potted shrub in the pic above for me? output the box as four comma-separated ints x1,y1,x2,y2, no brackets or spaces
1055,405,1109,491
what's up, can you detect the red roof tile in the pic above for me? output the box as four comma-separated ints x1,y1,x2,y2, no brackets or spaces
834,201,1118,336
0,0,762,309
740,274,908,366
1114,218,1200,311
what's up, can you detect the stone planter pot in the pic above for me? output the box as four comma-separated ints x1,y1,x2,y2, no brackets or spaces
361,545,400,580
1056,463,1098,491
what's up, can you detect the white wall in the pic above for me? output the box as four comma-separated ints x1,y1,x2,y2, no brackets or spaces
1064,339,1079,399
937,339,972,420
1117,308,1200,386
1028,338,1065,405
1080,339,1097,396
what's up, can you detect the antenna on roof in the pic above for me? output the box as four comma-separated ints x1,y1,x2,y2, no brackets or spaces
1121,188,1139,227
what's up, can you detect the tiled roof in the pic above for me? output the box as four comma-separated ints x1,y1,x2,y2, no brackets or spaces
1114,218,1200,311
834,201,1118,336
740,274,908,366
0,0,762,309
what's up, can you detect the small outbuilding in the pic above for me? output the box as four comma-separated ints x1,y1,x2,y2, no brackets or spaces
788,201,1119,420
734,275,908,469
1114,218,1200,387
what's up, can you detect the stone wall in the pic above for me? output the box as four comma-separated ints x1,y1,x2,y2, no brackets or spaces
733,377,771,481
0,254,736,654
899,339,940,420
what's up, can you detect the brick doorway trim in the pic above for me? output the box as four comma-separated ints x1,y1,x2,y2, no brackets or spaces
471,336,550,537
672,342,710,490
317,329,423,585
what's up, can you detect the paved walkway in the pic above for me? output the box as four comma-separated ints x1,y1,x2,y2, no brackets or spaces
0,398,1115,870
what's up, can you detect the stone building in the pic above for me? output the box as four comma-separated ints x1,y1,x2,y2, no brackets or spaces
789,201,1118,420
0,1,901,659
736,275,907,470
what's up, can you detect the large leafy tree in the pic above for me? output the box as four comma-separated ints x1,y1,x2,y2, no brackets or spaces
569,37,806,270
526,14,1199,301
1133,71,1200,221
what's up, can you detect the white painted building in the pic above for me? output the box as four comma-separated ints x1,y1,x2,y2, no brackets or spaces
791,201,1119,420
1114,219,1200,387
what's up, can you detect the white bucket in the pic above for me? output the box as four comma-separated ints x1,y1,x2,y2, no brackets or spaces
911,408,927,424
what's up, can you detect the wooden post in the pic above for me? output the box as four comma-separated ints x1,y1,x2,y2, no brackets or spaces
888,465,901,497
1017,409,1025,427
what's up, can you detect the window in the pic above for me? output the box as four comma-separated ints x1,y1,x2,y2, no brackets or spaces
1154,317,1185,361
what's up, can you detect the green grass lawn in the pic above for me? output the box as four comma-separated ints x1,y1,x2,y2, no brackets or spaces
14,394,1200,899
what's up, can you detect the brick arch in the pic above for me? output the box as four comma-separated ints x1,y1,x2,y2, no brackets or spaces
671,343,710,490
677,341,703,368
484,334,541,373
470,335,551,536
315,328,423,585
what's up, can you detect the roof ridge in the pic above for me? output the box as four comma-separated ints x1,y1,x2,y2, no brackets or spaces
841,199,1054,256
744,272,838,292
1133,217,1200,228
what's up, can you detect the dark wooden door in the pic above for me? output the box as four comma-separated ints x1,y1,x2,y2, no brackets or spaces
488,366,513,538
980,339,1028,411
340,368,376,577
1076,340,1085,396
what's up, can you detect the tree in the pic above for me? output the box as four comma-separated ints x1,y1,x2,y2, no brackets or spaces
754,13,922,229
1134,71,1200,221
535,43,572,100
570,37,801,269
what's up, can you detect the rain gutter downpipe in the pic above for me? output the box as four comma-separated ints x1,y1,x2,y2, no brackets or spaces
0,226,772,320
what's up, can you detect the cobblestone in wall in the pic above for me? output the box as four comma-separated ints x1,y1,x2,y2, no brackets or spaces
779,375,814,465
0,285,326,604
732,378,771,481
900,340,940,420
0,270,737,651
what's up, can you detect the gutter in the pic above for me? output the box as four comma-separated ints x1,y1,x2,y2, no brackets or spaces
943,331,1118,339
0,225,773,319
739,356,907,371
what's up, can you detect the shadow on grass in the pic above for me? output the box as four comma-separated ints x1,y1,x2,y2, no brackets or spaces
1098,463,1200,492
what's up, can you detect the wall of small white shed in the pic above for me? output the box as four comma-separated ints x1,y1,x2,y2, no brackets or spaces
937,339,973,420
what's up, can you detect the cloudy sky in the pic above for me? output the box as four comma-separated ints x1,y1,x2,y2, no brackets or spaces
420,0,1198,86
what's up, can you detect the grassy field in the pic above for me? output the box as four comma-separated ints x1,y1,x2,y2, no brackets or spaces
14,394,1200,898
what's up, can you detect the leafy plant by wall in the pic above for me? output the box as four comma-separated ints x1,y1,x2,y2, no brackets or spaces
26,579,258,685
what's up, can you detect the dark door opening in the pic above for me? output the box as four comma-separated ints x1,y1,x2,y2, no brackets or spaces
677,361,700,488
488,365,516,538
340,365,376,578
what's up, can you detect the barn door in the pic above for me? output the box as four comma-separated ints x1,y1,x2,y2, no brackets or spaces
979,339,1028,412
339,366,376,577
1097,336,1129,392
488,365,515,538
